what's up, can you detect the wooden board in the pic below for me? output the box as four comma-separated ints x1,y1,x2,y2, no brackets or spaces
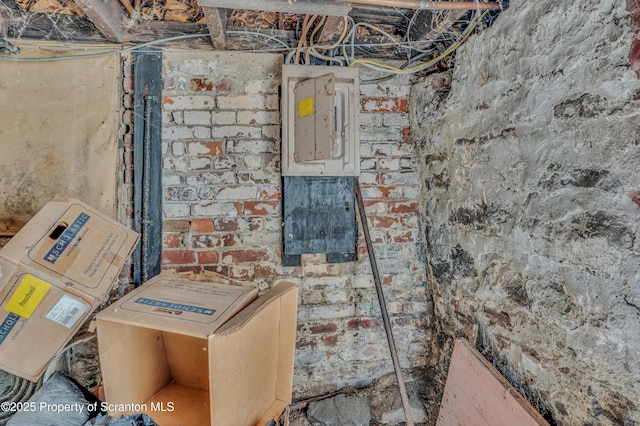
437,338,549,426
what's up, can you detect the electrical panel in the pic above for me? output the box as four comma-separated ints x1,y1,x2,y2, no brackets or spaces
281,65,360,176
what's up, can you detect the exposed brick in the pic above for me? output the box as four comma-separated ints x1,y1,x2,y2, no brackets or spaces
192,234,239,248
360,157,377,170
380,171,420,185
258,185,281,200
310,323,338,334
262,125,280,140
163,220,191,232
123,77,134,94
189,157,211,170
382,112,410,127
163,126,195,140
378,158,401,171
237,111,279,125
361,97,408,113
124,169,133,185
402,127,413,142
186,140,224,156
211,125,262,139
122,109,133,125
221,249,270,263
163,233,182,248
360,126,405,142
244,79,278,94
172,141,185,156
371,216,399,229
363,200,387,214
163,174,183,185
197,251,219,264
213,218,239,231
189,77,214,92
392,231,416,243
190,218,214,233
192,201,242,217
226,139,276,154
228,265,256,279
216,186,259,200
165,187,197,201
237,171,278,184
266,94,279,110
203,265,229,276
388,201,418,213
162,95,215,110
297,339,318,349
393,316,414,327
255,264,279,277
162,250,195,265
321,335,339,346
184,111,211,125
163,157,187,171
186,171,236,186
163,203,190,218
212,111,237,125
244,201,280,215
347,318,380,329
217,94,267,110
164,265,202,275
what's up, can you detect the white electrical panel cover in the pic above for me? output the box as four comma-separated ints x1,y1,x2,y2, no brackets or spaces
282,65,360,176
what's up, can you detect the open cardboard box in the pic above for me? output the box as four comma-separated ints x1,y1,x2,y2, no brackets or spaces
96,272,298,426
0,194,139,381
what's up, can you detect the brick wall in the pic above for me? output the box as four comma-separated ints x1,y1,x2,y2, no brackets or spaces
160,51,429,397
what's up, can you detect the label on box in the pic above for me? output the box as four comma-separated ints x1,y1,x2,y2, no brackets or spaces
5,274,51,319
0,312,20,345
134,298,217,316
46,295,89,328
43,213,90,264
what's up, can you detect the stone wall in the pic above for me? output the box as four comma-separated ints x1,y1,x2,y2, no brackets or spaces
160,51,429,398
412,0,640,424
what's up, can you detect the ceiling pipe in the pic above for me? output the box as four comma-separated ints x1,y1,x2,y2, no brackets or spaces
342,0,505,10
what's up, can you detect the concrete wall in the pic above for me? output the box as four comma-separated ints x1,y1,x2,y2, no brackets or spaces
412,0,640,424
159,51,429,397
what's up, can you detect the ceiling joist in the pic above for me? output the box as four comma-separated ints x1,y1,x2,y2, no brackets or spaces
197,0,352,17
74,0,126,42
201,6,227,49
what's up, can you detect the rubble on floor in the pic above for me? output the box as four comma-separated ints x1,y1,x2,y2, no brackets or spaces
289,365,444,426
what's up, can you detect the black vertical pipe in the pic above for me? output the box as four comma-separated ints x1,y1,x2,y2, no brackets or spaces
133,49,162,286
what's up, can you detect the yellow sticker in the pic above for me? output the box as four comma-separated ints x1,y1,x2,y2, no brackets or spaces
298,97,315,118
5,275,51,319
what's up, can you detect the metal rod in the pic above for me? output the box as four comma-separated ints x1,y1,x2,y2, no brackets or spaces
344,0,505,10
354,177,414,426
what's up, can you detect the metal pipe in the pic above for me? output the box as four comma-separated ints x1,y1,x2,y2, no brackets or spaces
344,0,504,10
354,177,415,426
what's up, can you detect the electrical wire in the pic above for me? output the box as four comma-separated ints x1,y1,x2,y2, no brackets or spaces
349,10,488,75
0,8,492,70
0,29,291,62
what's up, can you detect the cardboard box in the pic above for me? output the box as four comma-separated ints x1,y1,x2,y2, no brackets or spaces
96,273,298,426
0,194,139,381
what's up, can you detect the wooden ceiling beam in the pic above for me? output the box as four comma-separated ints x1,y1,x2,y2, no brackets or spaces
201,7,228,50
316,16,344,45
197,0,351,17
0,0,107,42
73,0,126,42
